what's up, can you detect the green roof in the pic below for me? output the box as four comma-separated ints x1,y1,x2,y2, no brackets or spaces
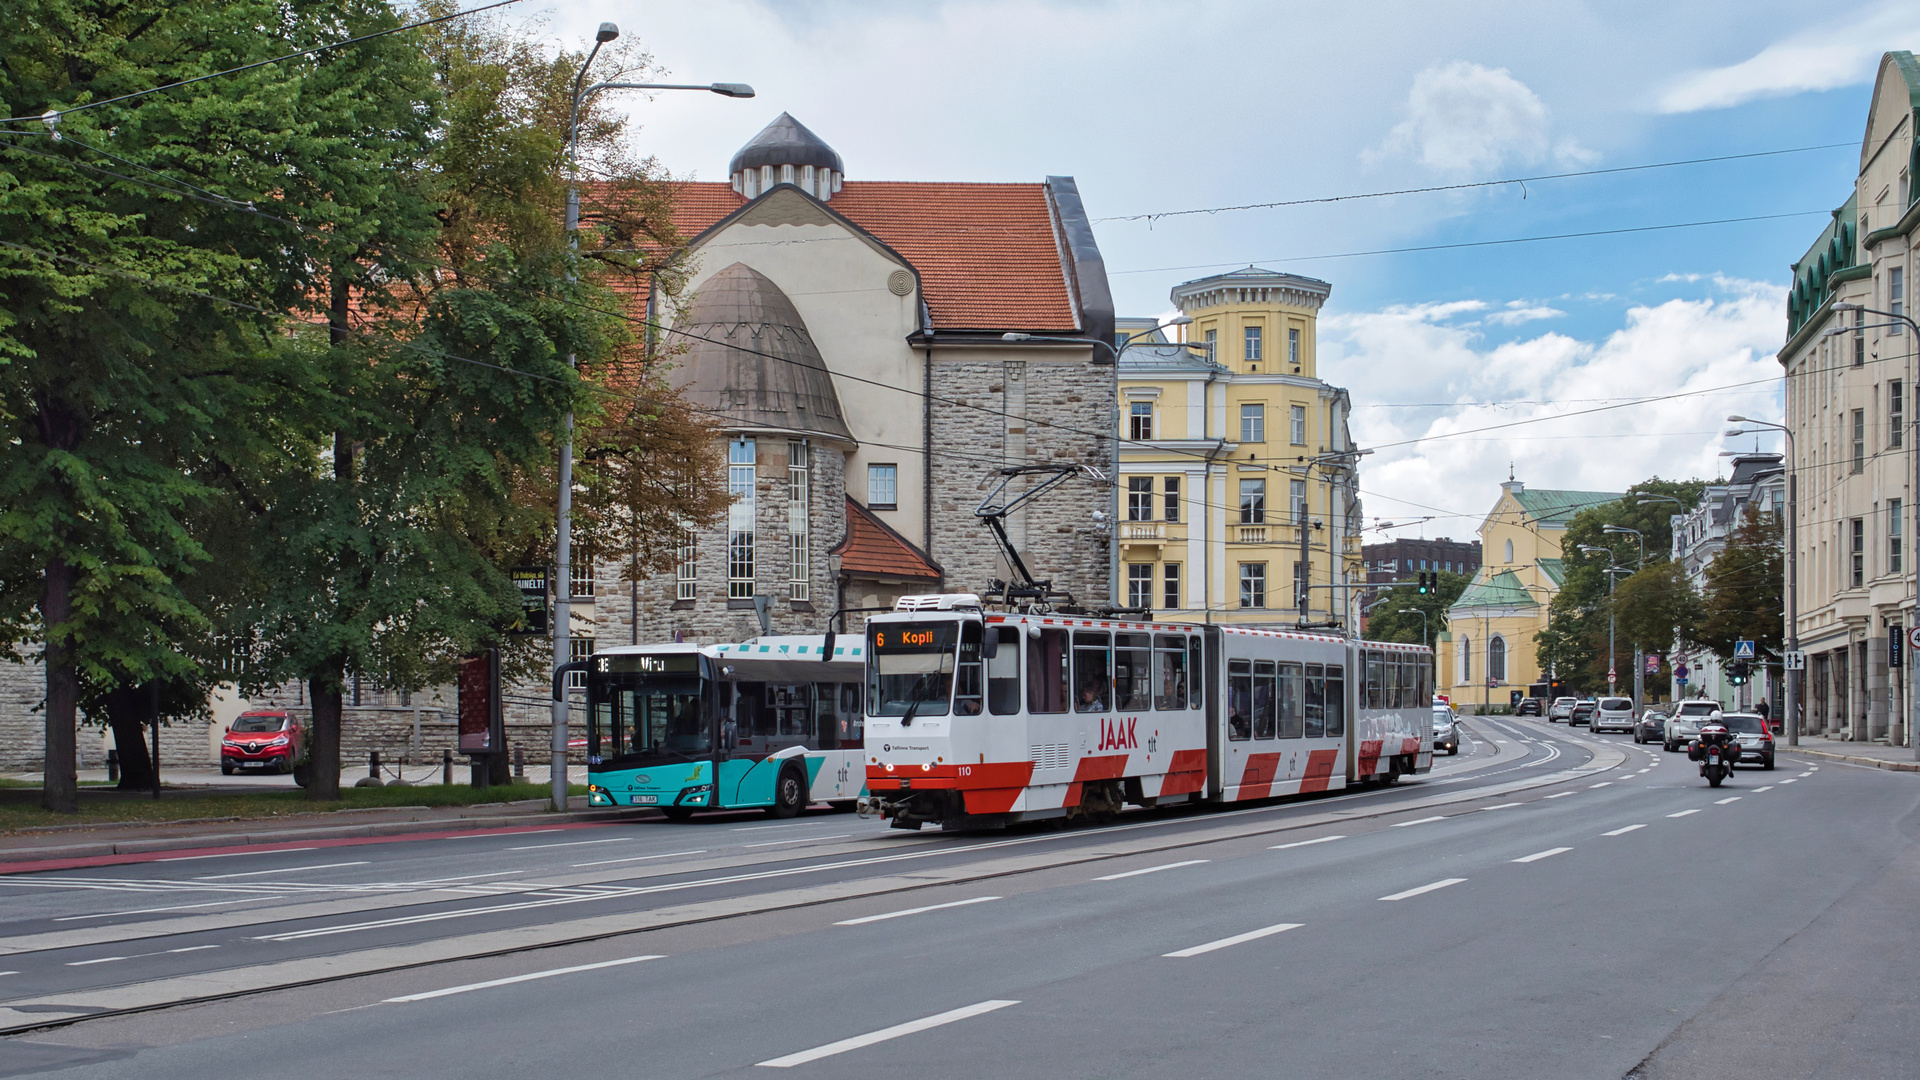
1453,568,1539,609
1512,488,1624,527
1538,557,1566,587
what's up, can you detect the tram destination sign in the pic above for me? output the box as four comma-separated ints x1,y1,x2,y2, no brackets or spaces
872,623,956,652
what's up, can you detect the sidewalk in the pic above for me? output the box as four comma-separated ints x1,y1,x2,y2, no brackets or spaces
1778,735,1920,774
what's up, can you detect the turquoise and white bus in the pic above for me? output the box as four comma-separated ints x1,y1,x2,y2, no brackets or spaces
583,636,868,820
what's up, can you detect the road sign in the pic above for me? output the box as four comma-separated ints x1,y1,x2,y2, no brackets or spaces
1783,650,1806,670
1607,667,1617,683
1486,677,1498,689
1734,640,1756,660
1908,626,1920,651
1675,663,1690,680
1645,655,1660,674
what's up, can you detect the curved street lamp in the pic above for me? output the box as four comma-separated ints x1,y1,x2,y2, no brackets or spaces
1724,414,1799,747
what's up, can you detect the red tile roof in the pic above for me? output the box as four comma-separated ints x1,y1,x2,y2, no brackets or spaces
659,181,1078,332
832,497,941,581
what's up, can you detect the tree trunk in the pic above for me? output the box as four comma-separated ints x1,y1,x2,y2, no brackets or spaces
41,557,78,812
102,685,157,791
308,666,344,801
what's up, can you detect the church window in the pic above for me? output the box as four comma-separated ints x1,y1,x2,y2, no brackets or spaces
788,442,809,601
729,439,756,599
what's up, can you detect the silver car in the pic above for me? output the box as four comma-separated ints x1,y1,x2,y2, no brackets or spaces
1547,696,1578,722
1664,700,1724,752
1431,705,1461,756
1590,696,1635,733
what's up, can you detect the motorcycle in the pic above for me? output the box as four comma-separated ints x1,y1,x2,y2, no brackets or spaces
1687,722,1738,788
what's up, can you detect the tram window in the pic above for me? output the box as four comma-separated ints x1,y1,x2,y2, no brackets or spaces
1385,660,1402,711
1154,634,1188,710
1028,628,1069,713
1227,659,1252,740
1189,636,1203,708
1278,662,1304,738
1303,664,1326,738
1325,666,1346,737
988,627,1022,714
1365,651,1384,710
1115,633,1152,711
1073,631,1112,712
1253,660,1277,739
954,622,984,716
839,683,864,747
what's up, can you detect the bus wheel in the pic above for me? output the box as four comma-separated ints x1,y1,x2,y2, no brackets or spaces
768,766,806,818
660,807,694,822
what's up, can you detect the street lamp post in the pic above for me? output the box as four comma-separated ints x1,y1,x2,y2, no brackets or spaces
1630,494,1687,709
1724,415,1797,746
1580,545,1628,695
1828,303,1920,757
1004,319,1194,610
1604,524,1645,713
552,23,753,811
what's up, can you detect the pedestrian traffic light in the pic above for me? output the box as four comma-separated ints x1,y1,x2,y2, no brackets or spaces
1729,660,1749,686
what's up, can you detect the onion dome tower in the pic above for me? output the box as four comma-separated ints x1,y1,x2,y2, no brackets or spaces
729,112,844,201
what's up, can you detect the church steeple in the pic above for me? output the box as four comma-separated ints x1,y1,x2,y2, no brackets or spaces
729,113,844,201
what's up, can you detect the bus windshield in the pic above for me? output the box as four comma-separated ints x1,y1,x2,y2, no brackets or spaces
868,621,957,717
589,672,710,765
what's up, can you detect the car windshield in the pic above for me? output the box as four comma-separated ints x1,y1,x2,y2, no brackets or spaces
1599,698,1631,710
1721,715,1764,733
868,621,957,717
229,715,286,733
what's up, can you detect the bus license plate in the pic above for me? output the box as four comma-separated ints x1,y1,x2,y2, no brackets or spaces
631,794,658,805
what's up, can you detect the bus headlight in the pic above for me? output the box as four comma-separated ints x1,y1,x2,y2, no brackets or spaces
678,784,713,806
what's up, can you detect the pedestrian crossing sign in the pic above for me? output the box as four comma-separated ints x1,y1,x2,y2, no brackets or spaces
1734,640,1755,660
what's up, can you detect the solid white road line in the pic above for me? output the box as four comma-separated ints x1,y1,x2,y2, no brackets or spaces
65,956,128,966
1715,797,1741,805
743,835,851,848
1479,802,1524,810
572,849,708,868
508,838,633,851
1379,878,1467,901
1163,922,1303,958
1512,847,1572,863
386,954,665,1002
444,829,563,840
66,943,222,966
197,861,370,880
1391,816,1448,828
732,822,806,831
53,896,285,922
1753,786,1774,792
1602,824,1647,836
159,848,317,862
1270,835,1346,849
1667,809,1702,818
0,972,16,977
1543,792,1574,799
756,1000,1021,1067
1094,860,1210,881
834,897,1001,926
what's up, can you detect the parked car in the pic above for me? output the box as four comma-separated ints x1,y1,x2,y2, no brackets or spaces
1635,707,1670,744
1569,699,1597,727
1718,712,1776,769
1515,698,1543,716
1590,696,1636,733
220,710,303,774
1432,703,1462,755
1664,700,1724,752
1548,697,1578,722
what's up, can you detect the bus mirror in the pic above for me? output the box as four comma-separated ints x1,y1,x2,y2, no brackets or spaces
982,630,999,660
821,629,836,662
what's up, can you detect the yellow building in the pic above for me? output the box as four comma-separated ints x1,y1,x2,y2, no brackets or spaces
1115,268,1363,626
1440,480,1621,712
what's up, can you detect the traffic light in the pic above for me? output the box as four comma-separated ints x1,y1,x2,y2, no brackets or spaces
1415,571,1433,595
1729,660,1750,686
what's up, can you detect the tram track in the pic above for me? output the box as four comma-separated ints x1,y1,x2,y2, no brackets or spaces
0,723,1615,1038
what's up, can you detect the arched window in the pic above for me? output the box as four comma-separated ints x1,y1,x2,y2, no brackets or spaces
1458,636,1472,683
1504,538,1515,564
1488,636,1507,683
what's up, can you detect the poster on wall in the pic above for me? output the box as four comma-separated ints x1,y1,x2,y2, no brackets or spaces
457,652,498,753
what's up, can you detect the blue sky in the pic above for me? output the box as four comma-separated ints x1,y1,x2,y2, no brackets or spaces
533,0,1915,535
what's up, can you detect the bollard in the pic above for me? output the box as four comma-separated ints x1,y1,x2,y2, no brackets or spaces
513,745,525,782
370,750,381,780
107,748,119,784
442,748,453,786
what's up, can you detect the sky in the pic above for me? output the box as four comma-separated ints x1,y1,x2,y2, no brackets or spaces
525,0,1918,540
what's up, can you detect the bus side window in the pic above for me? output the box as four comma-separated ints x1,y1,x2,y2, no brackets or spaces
815,682,839,748
840,683,864,747
1227,660,1252,740
1253,660,1277,739
1188,636,1204,708
987,627,1021,714
1028,628,1069,713
1072,631,1112,712
1153,634,1187,710
1303,664,1325,739
1325,666,1345,737
954,621,985,716
1278,662,1304,739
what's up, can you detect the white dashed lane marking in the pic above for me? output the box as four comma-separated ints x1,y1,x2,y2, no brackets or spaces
1379,878,1467,901
1668,809,1703,818
1512,847,1572,863
1602,824,1646,836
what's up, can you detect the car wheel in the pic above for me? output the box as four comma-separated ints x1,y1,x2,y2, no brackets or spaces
1763,755,1775,771
220,761,234,776
1447,743,1459,756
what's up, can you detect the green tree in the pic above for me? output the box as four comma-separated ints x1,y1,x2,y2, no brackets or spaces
1696,506,1783,661
1366,570,1469,646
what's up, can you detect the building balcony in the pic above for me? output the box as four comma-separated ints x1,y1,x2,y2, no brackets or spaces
1236,526,1267,544
1121,522,1164,541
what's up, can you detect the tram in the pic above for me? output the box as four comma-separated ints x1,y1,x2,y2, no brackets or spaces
859,594,1431,830
582,636,867,819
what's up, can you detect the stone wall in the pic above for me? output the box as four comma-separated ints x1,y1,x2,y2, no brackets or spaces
927,355,1114,607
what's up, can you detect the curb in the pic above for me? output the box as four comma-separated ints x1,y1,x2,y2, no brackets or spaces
1780,746,1920,773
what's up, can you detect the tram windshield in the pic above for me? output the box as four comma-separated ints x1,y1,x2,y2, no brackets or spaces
867,621,957,717
587,656,711,766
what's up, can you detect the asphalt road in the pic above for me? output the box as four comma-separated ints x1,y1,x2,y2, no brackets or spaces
3,717,1913,1079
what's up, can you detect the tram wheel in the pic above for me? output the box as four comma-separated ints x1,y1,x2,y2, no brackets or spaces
768,765,806,818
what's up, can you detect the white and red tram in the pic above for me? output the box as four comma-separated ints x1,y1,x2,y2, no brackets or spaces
859,594,1434,830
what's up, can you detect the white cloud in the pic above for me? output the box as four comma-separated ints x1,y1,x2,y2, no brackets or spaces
1657,3,1920,113
1322,278,1787,525
1485,303,1564,326
1372,60,1592,175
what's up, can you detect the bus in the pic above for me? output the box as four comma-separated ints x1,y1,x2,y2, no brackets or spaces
583,636,867,820
859,594,1432,830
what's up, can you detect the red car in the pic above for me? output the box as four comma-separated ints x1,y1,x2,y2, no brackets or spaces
220,710,303,774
